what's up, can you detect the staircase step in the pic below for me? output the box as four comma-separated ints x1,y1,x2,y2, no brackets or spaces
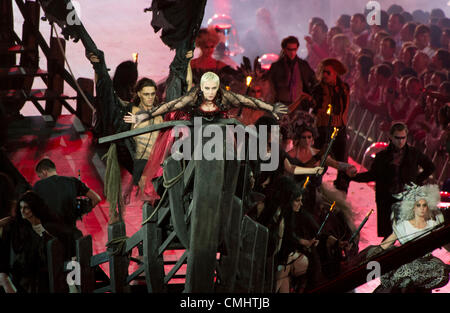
0,89,76,101
0,66,48,77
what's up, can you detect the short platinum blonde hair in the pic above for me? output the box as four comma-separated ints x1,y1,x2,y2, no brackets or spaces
200,71,220,88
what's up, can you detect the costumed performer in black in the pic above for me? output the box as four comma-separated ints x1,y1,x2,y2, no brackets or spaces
1,191,74,293
251,115,325,209
276,111,360,275
259,175,349,293
347,122,435,239
281,110,357,215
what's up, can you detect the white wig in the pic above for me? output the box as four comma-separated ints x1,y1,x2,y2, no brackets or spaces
393,183,441,221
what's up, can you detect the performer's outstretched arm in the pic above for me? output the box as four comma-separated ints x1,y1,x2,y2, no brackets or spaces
325,155,358,177
123,89,196,125
284,158,324,175
351,155,379,183
380,232,397,250
222,90,288,119
351,168,376,183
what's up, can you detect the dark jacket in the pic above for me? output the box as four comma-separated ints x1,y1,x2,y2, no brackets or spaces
312,79,350,128
351,144,435,237
268,55,317,104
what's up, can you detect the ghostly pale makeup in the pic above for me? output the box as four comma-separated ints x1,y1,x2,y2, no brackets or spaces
413,199,429,219
201,80,219,102
390,129,407,150
138,86,156,108
20,201,33,220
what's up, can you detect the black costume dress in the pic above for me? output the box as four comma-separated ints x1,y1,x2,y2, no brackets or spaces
1,218,73,293
287,152,325,214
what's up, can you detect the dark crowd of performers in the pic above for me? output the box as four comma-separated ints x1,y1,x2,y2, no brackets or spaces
1,2,449,293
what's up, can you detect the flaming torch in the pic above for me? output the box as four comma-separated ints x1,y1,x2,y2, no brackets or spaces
316,201,336,237
132,52,139,65
326,104,332,115
349,209,374,245
303,176,310,189
316,127,339,177
237,76,253,118
245,75,253,95
299,176,310,196
326,103,333,142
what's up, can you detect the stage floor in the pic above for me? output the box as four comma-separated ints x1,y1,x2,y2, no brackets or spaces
6,114,450,293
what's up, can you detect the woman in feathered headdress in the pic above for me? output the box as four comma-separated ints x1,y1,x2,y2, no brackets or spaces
378,183,449,291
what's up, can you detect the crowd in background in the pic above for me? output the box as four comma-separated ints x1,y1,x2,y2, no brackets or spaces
301,4,450,154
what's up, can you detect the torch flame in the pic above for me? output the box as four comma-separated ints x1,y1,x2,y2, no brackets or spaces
326,104,332,115
331,127,338,139
303,176,310,188
132,52,138,63
246,76,253,87
225,86,230,91
330,201,336,212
